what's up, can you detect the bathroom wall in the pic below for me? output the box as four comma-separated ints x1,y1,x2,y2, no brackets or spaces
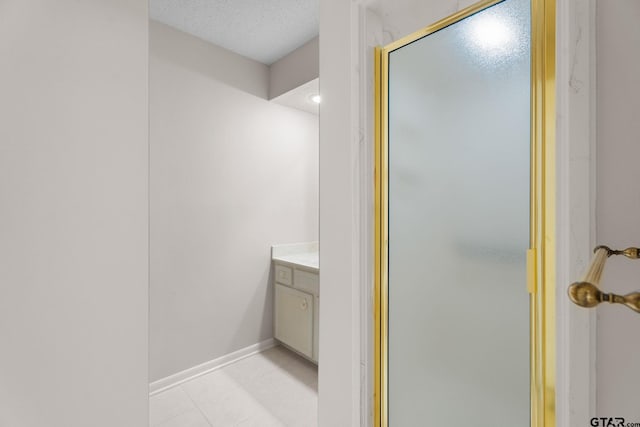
318,3,361,425
149,22,319,381
0,1,149,426
269,36,319,99
595,0,640,420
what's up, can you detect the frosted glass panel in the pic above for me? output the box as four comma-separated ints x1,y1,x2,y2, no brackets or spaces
387,0,531,425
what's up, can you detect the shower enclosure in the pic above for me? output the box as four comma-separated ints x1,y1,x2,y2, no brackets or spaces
374,0,556,425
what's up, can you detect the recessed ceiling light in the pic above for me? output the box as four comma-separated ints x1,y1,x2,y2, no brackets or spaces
310,94,321,104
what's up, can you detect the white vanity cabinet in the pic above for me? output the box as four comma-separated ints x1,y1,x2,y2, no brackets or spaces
273,261,319,363
274,284,313,358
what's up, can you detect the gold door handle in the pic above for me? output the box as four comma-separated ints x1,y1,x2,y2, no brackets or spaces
568,282,640,313
567,245,640,313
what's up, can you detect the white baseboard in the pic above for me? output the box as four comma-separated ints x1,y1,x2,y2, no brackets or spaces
149,338,277,396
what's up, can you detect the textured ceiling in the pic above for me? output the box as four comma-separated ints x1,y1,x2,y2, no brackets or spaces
150,0,319,65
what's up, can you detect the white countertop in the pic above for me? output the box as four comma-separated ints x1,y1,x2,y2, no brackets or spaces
271,241,319,272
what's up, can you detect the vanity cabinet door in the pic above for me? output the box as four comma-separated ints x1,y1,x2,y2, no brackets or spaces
275,284,313,358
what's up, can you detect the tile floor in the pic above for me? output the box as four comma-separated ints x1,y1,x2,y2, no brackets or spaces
150,345,318,427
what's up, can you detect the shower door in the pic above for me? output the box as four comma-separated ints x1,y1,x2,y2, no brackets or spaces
374,0,556,425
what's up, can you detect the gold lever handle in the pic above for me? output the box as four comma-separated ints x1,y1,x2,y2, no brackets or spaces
567,245,640,313
568,282,640,313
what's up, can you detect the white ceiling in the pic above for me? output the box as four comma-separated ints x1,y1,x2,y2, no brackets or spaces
150,0,319,65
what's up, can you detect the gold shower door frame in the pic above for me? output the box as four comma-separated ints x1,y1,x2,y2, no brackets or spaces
373,0,557,426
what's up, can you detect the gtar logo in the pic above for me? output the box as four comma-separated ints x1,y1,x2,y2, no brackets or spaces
590,418,625,427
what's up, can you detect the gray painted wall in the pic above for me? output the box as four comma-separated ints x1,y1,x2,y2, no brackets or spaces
596,0,640,420
0,1,149,426
269,37,319,99
150,22,319,381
